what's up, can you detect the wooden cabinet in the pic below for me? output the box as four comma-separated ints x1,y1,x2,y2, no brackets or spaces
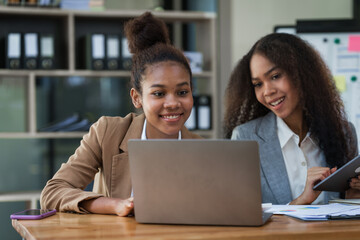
0,6,218,139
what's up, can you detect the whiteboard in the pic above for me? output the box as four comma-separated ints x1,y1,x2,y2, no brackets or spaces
276,28,360,150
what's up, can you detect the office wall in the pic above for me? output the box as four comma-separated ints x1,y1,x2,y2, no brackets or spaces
230,0,353,66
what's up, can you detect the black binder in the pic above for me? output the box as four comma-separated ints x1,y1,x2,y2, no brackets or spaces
23,32,39,69
121,37,132,70
197,95,212,130
85,33,105,70
39,34,55,69
6,33,22,69
106,34,121,70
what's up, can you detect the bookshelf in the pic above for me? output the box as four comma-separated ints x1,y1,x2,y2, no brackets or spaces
0,6,218,139
0,11,217,239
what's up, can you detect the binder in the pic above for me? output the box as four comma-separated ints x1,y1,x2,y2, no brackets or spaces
6,33,22,69
197,95,212,130
106,34,120,70
185,95,198,130
23,33,39,69
40,34,55,69
121,37,132,70
86,34,105,70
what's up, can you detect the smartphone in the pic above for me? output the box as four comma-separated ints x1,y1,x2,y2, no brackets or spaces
10,209,56,220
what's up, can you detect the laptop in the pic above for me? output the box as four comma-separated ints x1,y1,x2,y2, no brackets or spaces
128,139,272,226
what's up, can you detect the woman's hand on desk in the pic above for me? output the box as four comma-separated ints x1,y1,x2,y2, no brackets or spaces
290,167,336,205
79,197,134,216
114,197,134,217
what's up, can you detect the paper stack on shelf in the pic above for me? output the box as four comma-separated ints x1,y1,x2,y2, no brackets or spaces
39,113,93,132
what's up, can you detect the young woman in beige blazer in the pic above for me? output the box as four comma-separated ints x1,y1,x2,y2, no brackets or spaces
41,12,201,217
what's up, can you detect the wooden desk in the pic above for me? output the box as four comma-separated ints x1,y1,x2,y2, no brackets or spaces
12,212,360,240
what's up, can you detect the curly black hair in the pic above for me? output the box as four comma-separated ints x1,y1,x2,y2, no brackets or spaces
224,33,356,168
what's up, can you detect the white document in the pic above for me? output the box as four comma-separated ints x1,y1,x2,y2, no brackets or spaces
24,33,38,57
92,34,105,59
40,36,54,57
121,38,131,58
8,33,21,58
198,106,210,129
266,203,360,221
107,36,119,58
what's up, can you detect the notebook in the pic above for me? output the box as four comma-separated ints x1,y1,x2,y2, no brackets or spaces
127,139,272,226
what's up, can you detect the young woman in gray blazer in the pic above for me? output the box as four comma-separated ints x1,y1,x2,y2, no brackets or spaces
224,33,359,205
41,12,201,216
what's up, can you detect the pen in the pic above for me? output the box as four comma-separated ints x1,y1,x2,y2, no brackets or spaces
327,214,360,220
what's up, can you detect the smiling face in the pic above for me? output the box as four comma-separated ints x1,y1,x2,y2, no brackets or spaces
130,61,193,139
250,53,302,126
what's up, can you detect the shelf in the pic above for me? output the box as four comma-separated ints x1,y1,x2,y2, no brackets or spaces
0,9,218,239
0,7,218,140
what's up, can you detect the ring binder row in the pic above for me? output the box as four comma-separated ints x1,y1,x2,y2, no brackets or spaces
84,33,132,70
3,30,204,72
185,95,212,131
5,32,55,70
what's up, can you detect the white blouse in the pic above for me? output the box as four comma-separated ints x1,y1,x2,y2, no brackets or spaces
277,117,326,204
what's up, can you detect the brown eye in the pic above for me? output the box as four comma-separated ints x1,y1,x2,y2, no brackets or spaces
271,73,281,80
153,91,164,97
178,90,189,96
252,82,262,88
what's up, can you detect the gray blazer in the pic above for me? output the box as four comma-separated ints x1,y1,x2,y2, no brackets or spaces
231,112,358,204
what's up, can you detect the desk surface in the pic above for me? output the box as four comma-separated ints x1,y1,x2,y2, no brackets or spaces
12,212,360,240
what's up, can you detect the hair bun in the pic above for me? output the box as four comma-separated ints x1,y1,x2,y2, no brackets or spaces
124,12,170,55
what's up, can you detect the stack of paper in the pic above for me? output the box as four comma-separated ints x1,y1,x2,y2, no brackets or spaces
266,203,360,221
329,199,360,205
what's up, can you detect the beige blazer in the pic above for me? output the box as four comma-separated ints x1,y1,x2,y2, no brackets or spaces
40,113,202,213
